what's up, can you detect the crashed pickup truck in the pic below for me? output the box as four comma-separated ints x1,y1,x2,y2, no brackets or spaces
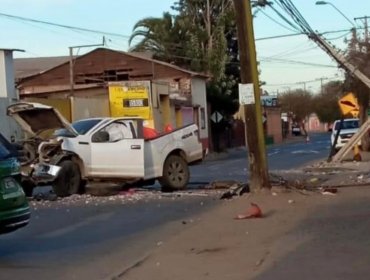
7,102,204,197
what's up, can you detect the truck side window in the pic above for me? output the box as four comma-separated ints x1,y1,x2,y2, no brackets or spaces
102,122,134,142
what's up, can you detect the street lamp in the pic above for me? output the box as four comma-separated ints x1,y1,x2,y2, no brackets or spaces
315,1,355,28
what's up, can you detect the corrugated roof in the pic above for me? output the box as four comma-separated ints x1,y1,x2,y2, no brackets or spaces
15,48,209,81
14,56,70,79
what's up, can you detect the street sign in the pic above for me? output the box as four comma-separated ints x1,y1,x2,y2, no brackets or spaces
338,92,359,117
261,95,278,107
238,83,255,105
211,111,223,123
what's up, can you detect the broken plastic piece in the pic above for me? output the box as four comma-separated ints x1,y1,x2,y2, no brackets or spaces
234,202,262,219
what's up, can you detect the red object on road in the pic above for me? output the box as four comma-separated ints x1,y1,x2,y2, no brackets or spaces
234,203,263,220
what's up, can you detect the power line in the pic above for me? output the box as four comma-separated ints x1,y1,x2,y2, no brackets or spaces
0,11,131,39
259,57,336,68
258,8,298,33
262,76,340,87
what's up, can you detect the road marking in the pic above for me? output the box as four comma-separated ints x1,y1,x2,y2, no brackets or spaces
291,150,319,154
268,150,280,156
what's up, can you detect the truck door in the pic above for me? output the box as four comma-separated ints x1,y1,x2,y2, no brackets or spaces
89,120,145,178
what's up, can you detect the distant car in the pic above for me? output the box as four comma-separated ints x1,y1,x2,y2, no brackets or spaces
330,118,360,150
0,133,30,234
292,123,301,136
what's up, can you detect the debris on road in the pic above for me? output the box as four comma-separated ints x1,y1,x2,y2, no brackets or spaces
28,186,222,209
206,180,241,189
220,183,249,200
234,202,262,220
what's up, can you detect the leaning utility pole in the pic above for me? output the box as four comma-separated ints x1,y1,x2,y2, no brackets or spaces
233,0,270,191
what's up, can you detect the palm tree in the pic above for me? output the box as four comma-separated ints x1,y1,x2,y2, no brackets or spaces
129,12,185,65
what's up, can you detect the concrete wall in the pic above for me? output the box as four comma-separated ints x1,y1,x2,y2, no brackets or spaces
0,50,21,141
24,97,72,121
307,114,328,132
265,107,283,144
72,96,110,121
0,50,17,100
0,98,22,141
191,78,209,149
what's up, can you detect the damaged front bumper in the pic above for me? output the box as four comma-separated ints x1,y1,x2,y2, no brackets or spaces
30,163,61,182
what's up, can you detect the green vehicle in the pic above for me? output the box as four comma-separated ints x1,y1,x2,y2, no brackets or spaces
0,133,30,234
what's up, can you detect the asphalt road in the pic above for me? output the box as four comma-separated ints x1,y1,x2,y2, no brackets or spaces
190,132,331,183
0,132,331,280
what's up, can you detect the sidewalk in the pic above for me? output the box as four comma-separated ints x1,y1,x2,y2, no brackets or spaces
115,184,370,280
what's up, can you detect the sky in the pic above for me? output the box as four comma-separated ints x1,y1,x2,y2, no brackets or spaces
0,0,369,94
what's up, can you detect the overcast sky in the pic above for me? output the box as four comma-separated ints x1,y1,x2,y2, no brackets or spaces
1,0,368,93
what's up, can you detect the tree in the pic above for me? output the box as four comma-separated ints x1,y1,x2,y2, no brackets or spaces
128,12,187,66
278,89,314,135
129,0,242,151
312,80,343,124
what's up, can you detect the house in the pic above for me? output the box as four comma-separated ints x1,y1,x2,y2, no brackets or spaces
15,48,209,151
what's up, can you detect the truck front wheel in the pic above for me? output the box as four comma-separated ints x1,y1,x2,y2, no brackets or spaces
159,155,189,191
52,160,82,197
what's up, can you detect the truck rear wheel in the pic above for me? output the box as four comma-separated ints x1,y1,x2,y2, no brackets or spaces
52,160,82,197
159,155,189,191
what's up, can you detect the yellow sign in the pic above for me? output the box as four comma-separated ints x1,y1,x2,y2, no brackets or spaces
108,82,151,119
338,92,359,117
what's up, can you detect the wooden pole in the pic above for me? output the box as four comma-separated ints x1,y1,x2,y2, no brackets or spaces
233,0,270,190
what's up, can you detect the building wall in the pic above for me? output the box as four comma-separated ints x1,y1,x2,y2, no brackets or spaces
151,81,169,131
0,98,22,141
307,114,328,132
265,107,283,144
25,97,72,121
0,50,17,100
0,50,21,141
72,95,110,121
191,78,209,149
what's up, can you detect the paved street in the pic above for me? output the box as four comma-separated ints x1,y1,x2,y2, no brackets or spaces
0,133,331,280
190,132,330,183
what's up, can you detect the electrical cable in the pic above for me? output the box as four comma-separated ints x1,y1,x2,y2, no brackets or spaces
258,8,299,33
0,11,131,39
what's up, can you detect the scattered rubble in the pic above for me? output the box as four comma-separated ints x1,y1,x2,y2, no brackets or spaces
28,186,223,209
269,160,370,193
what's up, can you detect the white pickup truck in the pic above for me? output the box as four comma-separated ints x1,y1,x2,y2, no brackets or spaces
7,102,204,197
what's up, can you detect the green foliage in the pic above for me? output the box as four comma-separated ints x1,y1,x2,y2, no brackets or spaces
278,89,313,122
312,81,342,123
129,0,240,116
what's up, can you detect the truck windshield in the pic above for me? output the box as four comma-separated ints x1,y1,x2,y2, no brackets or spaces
335,120,359,130
72,119,103,135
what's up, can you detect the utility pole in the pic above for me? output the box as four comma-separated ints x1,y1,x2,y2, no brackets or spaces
233,0,270,191
69,37,106,97
354,16,370,43
316,77,328,93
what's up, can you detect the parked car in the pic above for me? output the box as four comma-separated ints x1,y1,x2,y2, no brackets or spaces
292,123,301,136
7,102,204,197
330,118,360,150
0,133,30,234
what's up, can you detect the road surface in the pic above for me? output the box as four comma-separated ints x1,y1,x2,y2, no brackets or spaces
0,133,331,280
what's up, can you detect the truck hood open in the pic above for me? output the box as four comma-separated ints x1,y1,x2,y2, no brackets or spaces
7,102,78,137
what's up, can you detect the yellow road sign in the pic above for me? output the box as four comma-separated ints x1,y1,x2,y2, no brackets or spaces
338,92,359,117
